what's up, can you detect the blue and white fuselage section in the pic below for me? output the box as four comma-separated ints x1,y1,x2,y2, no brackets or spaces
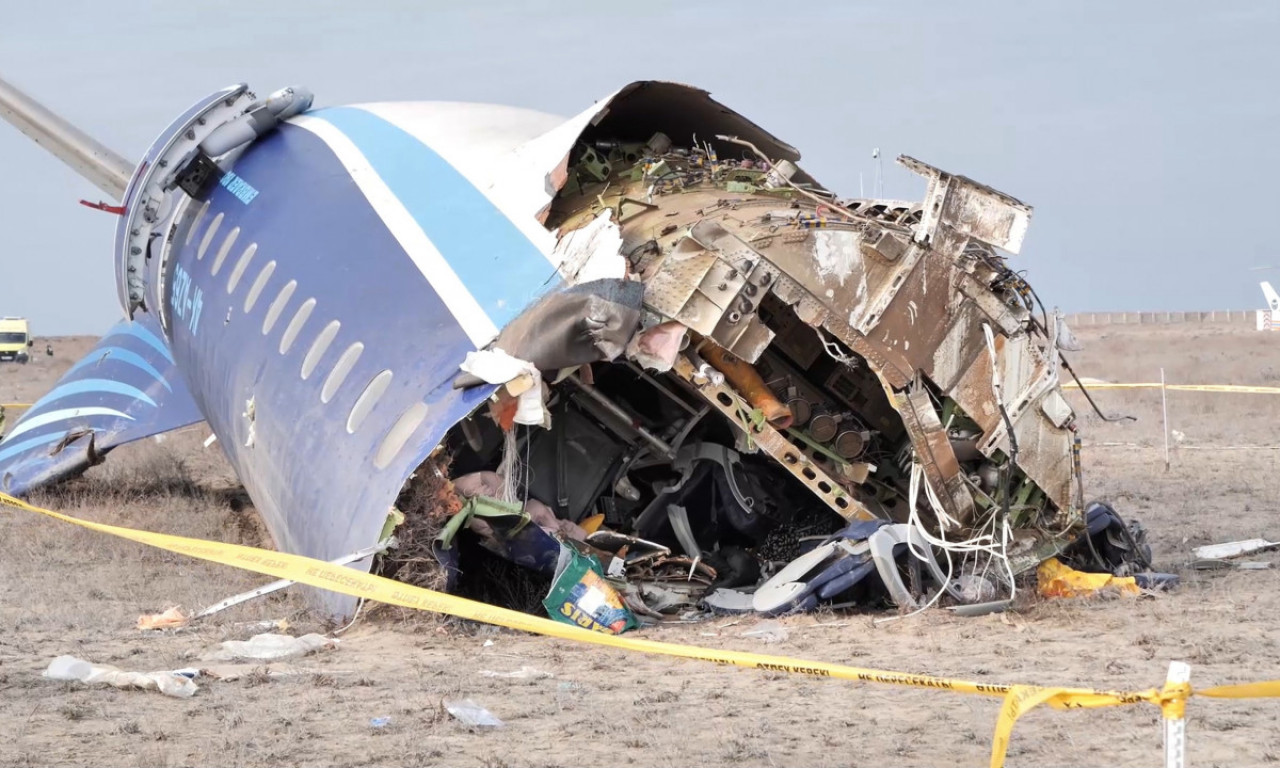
0,83,668,613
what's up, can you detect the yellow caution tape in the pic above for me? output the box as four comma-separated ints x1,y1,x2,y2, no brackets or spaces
1196,679,1280,699
1063,382,1280,394
2,490,1277,767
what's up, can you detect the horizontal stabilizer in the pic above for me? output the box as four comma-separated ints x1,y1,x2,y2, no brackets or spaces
0,310,202,495
0,74,133,199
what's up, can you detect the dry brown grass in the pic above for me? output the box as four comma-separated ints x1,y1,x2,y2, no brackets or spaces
2,325,1280,767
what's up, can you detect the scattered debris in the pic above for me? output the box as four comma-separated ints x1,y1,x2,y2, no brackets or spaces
369,717,391,729
199,664,326,682
200,633,334,662
1037,558,1140,599
1192,539,1280,561
1046,502,1177,596
238,619,291,633
444,698,504,728
44,655,199,699
948,600,1014,618
137,606,189,631
742,620,790,643
1059,502,1154,576
193,542,388,620
542,546,637,634
479,666,553,680
703,588,755,614
1192,559,1272,571
1134,572,1180,590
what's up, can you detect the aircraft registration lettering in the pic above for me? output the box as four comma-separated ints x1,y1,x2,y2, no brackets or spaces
170,264,204,336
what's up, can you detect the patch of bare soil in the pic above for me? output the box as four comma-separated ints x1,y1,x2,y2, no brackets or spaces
2,325,1280,767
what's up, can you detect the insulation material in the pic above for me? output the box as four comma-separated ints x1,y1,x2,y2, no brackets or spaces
553,210,627,283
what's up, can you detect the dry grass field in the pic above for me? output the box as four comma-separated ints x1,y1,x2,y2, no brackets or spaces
2,322,1280,768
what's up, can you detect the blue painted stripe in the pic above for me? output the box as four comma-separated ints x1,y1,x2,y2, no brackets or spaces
37,379,157,409
311,107,554,328
0,432,64,464
67,347,172,391
112,321,174,363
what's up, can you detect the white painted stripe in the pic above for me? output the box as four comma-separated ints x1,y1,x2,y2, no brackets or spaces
5,406,135,442
290,114,498,348
355,102,561,266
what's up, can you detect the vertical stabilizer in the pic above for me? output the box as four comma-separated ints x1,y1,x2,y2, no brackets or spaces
1262,282,1280,311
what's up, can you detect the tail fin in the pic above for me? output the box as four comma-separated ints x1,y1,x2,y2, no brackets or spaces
0,310,202,495
1263,282,1280,311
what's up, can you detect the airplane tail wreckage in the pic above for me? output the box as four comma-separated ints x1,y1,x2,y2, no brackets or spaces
0,76,1147,625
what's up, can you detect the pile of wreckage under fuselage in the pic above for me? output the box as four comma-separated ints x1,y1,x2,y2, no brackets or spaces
382,132,1163,629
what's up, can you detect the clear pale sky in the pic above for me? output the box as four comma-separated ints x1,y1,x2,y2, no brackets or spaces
1,1,1276,335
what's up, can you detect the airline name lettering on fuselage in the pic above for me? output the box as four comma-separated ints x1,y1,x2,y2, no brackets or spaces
220,171,259,205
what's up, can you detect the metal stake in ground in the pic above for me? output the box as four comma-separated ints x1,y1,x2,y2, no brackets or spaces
1163,661,1191,768
1161,367,1171,472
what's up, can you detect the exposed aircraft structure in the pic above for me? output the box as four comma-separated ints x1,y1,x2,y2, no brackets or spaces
0,76,1088,620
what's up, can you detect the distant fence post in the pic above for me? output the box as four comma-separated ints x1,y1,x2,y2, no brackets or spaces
1064,310,1253,327
1161,367,1170,472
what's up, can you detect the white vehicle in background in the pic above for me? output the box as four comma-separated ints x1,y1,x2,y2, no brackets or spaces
1257,283,1280,331
0,316,33,363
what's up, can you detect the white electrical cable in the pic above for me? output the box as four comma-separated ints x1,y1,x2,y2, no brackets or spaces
815,326,860,368
876,465,957,623
879,456,1018,623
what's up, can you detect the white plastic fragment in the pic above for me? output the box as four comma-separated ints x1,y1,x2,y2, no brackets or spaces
459,348,531,385
742,620,790,644
703,588,755,614
1192,539,1279,560
44,655,199,698
200,632,334,662
478,666,553,680
444,698,504,727
458,349,548,426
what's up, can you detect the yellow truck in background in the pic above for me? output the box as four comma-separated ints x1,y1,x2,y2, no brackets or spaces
0,317,33,364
